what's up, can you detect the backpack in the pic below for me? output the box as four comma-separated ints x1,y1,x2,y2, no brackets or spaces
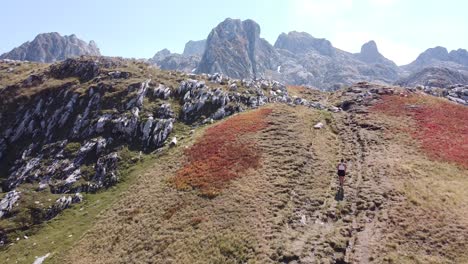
338,163,346,171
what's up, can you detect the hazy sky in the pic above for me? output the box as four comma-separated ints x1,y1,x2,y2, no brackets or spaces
1,0,466,65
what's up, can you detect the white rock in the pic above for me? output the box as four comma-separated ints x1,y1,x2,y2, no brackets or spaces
33,253,50,264
0,190,21,218
314,122,324,129
169,137,177,147
300,214,307,225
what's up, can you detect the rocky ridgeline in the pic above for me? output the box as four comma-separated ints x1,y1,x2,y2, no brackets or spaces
0,33,100,63
0,57,329,244
336,82,400,113
412,84,468,105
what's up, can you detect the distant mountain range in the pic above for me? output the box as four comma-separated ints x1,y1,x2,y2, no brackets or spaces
2,19,468,90
0,32,100,63
150,18,468,90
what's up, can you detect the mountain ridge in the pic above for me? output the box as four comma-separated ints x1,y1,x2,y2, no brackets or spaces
2,19,468,90
149,18,468,90
0,32,100,63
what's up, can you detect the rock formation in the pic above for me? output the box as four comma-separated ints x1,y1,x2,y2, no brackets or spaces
183,40,206,56
0,32,100,63
148,18,468,90
152,19,402,90
272,32,400,90
196,18,279,79
149,49,200,72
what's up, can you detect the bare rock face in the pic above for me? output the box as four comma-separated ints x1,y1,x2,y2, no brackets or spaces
149,49,200,72
183,40,206,57
449,49,468,66
273,34,400,90
0,33,101,63
356,40,398,69
274,31,335,56
151,49,171,62
196,18,279,79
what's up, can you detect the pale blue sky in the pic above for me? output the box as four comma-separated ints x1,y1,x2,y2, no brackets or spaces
1,0,466,65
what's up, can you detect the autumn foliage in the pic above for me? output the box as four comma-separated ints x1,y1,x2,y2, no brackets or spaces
173,108,272,197
371,94,468,168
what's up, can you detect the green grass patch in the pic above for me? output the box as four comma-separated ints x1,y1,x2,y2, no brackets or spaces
63,142,81,156
0,153,155,264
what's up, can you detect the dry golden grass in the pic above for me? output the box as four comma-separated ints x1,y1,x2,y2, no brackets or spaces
43,100,468,263
362,108,468,264
3,81,466,263
51,104,345,263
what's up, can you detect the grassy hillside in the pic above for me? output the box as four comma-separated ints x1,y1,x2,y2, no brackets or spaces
1,64,467,263
32,91,468,263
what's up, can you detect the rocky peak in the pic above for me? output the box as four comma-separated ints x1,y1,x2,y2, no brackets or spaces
449,48,468,66
402,46,467,73
183,40,206,57
151,48,171,61
416,46,450,63
196,18,278,79
359,41,379,60
274,31,334,56
0,32,101,63
149,48,200,73
355,40,397,67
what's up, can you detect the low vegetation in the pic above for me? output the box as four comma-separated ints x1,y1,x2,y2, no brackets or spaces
371,93,468,168
173,107,272,197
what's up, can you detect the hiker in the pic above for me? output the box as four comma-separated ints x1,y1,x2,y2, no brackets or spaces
337,159,347,188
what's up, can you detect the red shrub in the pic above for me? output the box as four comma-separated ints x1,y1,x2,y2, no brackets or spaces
371,94,468,169
173,108,272,197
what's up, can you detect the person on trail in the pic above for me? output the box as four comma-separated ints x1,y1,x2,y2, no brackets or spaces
337,159,347,188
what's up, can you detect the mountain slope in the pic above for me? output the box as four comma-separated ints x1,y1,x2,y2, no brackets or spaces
56,89,468,263
402,46,468,74
0,33,100,63
3,82,465,263
0,56,296,258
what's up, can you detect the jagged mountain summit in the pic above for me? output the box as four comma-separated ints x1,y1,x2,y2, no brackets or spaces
148,18,468,90
151,18,401,90
149,48,200,72
0,32,100,63
274,31,335,56
272,31,401,89
355,40,397,68
148,39,208,72
196,18,279,80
